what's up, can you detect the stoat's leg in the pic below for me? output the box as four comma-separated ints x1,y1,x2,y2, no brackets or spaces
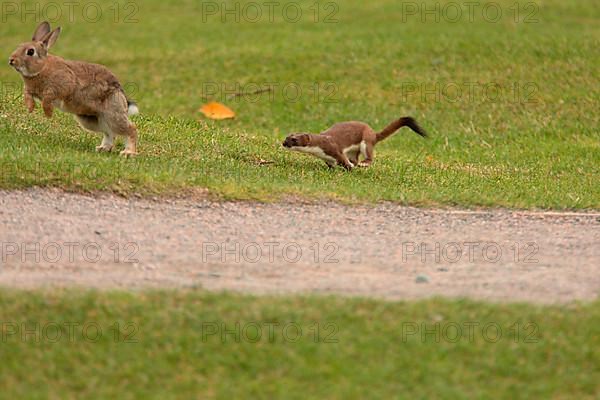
348,151,360,166
358,142,374,167
334,152,354,171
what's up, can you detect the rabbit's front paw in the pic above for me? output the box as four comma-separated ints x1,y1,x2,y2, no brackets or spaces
25,95,35,113
42,101,54,118
96,144,114,153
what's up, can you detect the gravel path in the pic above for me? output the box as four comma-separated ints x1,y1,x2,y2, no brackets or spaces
1,189,599,303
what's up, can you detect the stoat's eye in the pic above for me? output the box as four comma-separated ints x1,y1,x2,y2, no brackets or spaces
26,49,35,56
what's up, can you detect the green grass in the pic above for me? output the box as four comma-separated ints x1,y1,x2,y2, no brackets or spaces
1,4,597,396
0,0,599,208
0,289,598,399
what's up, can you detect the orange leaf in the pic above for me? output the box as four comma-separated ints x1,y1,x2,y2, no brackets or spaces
199,102,235,120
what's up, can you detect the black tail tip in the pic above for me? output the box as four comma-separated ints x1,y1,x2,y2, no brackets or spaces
404,117,428,138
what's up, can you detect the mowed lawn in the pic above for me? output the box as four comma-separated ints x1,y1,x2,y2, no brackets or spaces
0,290,599,399
0,3,599,398
0,0,597,208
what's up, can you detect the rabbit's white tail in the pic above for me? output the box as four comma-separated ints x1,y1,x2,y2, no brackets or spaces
127,101,139,116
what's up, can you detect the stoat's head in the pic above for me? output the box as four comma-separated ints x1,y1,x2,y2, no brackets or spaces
283,133,311,149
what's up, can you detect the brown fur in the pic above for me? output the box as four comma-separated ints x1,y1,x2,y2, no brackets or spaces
8,22,138,156
283,117,428,170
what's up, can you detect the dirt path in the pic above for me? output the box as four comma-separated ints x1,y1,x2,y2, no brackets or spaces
1,189,599,303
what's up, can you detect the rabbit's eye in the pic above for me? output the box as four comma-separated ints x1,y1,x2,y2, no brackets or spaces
26,49,35,56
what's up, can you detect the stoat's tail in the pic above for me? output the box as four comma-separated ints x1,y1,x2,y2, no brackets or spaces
376,117,427,143
127,100,139,116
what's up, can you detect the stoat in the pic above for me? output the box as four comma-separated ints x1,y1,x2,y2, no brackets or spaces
282,117,428,170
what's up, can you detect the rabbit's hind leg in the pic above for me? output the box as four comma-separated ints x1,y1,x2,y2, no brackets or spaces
119,122,138,157
104,93,138,157
75,114,114,152
103,113,138,157
119,119,138,157
97,131,116,153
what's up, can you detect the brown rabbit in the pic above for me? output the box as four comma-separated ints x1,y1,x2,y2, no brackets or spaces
8,21,139,156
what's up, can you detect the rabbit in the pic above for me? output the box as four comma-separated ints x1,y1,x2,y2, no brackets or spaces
8,21,139,156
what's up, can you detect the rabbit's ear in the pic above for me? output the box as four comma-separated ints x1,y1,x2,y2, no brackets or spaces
41,27,61,49
32,21,51,41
